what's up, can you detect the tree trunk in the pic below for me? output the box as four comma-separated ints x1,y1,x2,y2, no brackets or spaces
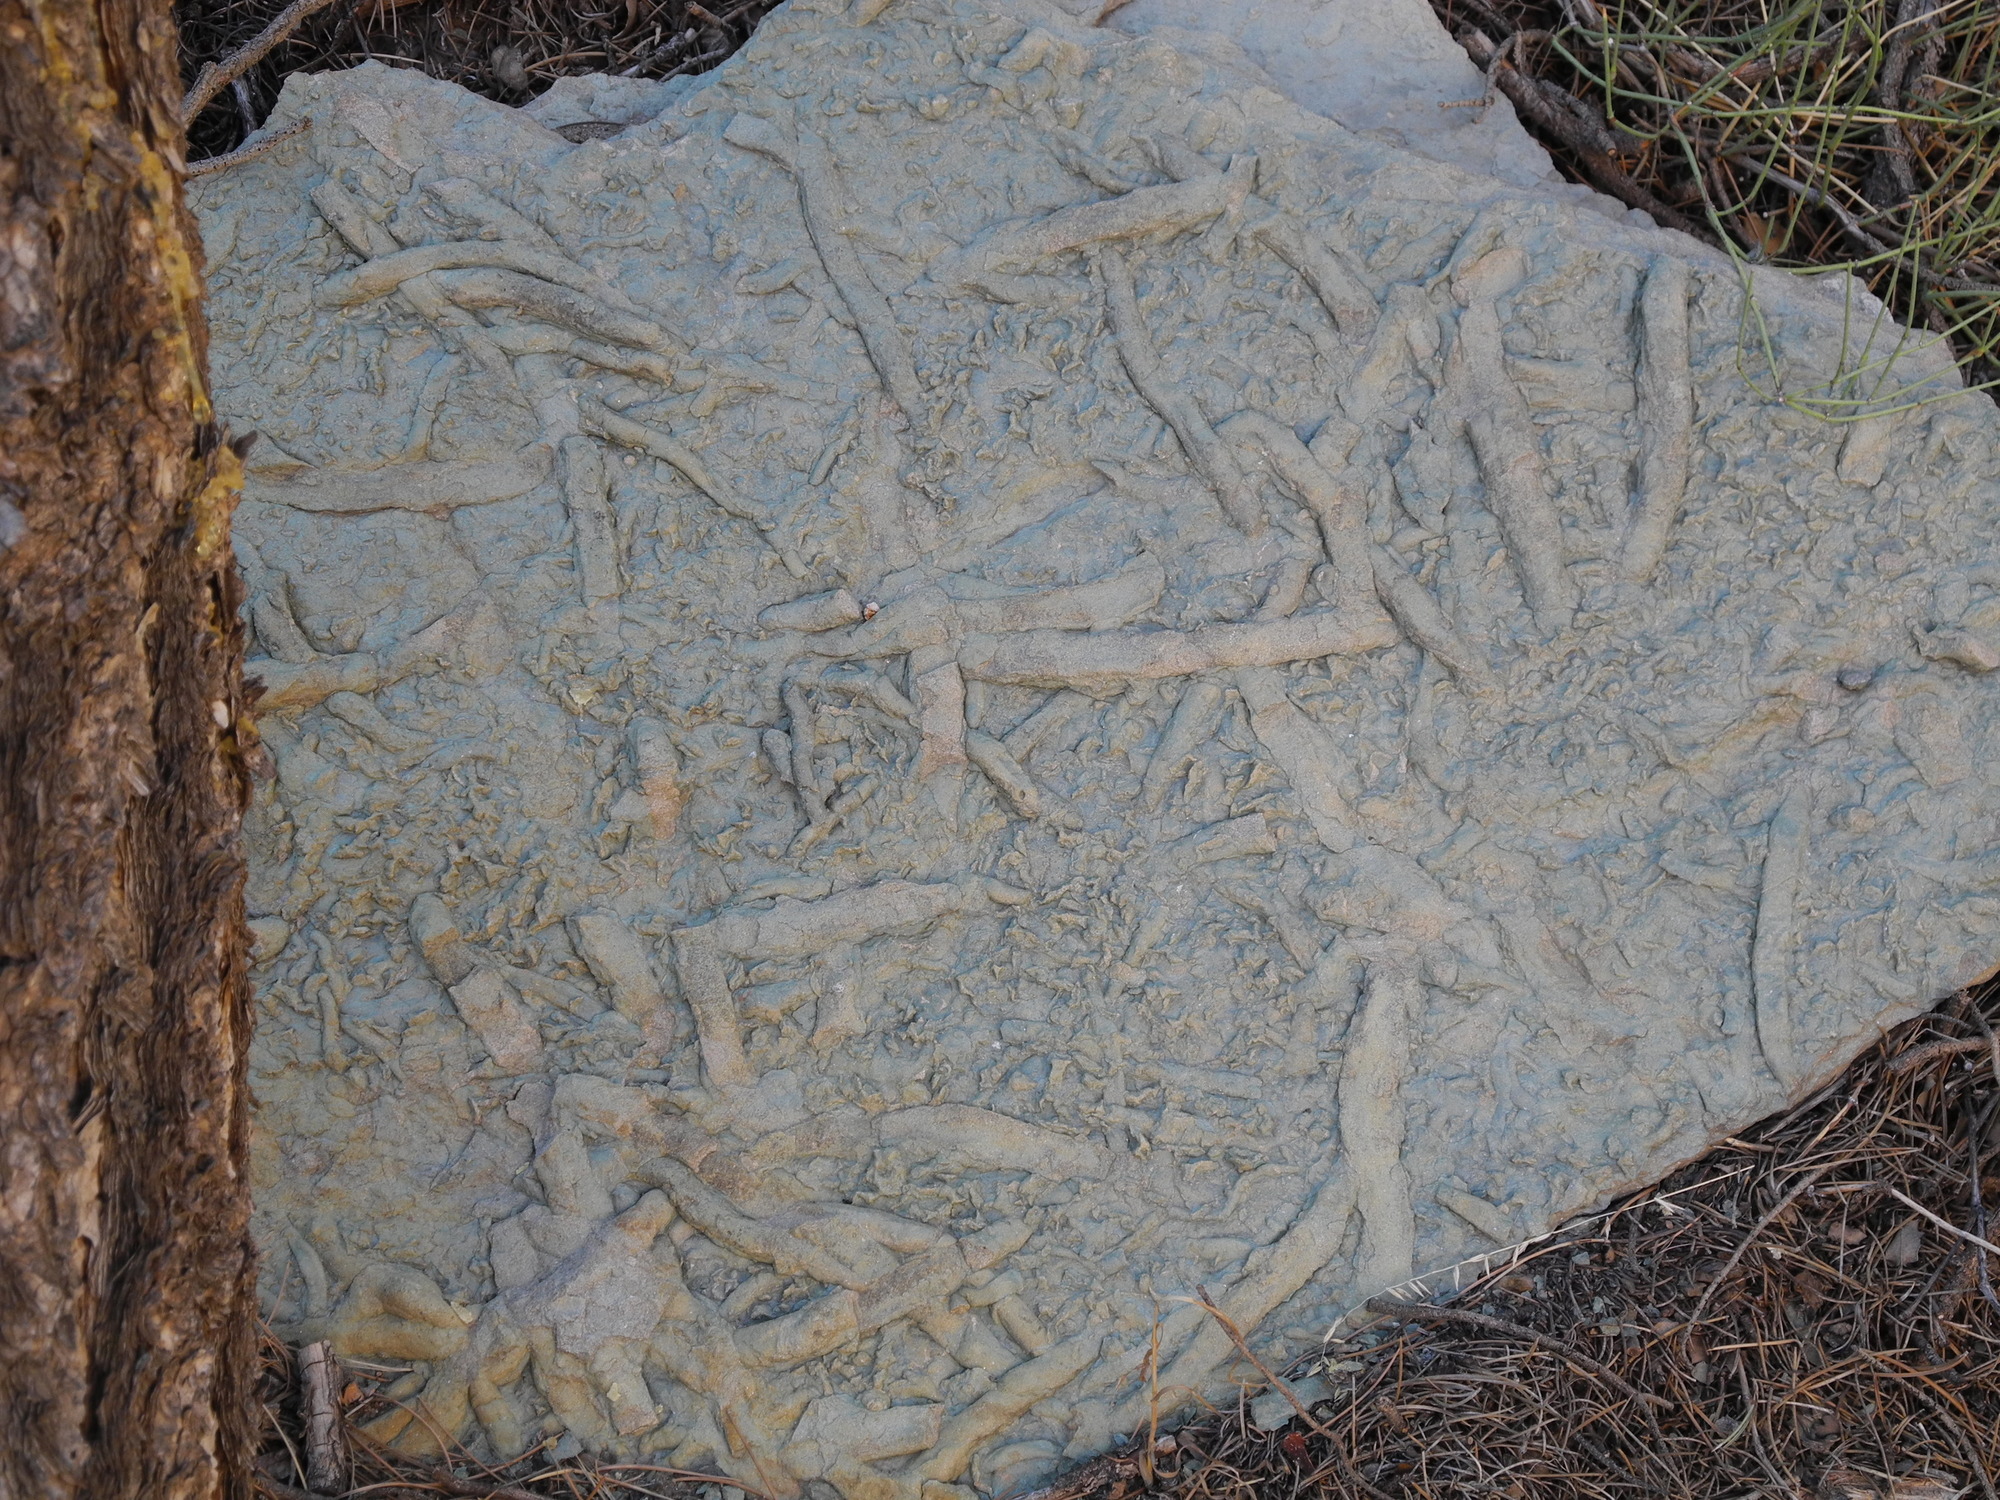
0,1,258,1497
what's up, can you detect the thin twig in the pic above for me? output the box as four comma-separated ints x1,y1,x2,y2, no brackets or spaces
1732,1353,1792,1492
1884,1185,2000,1258
1193,1294,1397,1500
1890,1034,1998,1074
432,1471,548,1500
182,0,348,126
1460,27,1711,237
1860,1350,2000,1500
187,116,312,178
1684,1161,1838,1344
1366,1298,1674,1412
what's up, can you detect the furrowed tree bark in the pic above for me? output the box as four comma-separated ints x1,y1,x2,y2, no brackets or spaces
1,1,258,1497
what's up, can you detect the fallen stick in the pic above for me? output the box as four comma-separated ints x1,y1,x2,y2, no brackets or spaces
1885,1185,2000,1259
181,0,345,126
298,1340,349,1496
185,116,312,178
1457,29,1707,239
1180,1291,1396,1500
1889,1034,2000,1075
432,1472,551,1500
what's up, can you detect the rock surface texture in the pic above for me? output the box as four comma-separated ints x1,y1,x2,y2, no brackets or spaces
1107,0,1558,187
195,0,2000,1490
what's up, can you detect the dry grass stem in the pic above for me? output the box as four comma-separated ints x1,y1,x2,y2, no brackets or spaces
1432,0,2000,406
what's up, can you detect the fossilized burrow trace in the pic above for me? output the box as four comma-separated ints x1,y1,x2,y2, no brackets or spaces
203,0,2000,1490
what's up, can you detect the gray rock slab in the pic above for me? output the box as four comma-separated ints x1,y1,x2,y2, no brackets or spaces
522,72,696,130
194,0,2000,1490
1106,0,1558,187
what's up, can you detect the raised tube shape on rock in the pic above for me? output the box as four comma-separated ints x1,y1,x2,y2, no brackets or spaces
578,397,776,535
1620,256,1693,582
251,591,493,711
926,173,1237,290
731,1288,861,1369
309,180,515,382
1098,246,1265,535
569,910,674,1053
315,239,651,318
245,445,554,515
792,118,926,426
430,267,666,349
1752,780,1811,1092
805,557,1167,662
1449,276,1576,632
670,931,754,1088
965,730,1042,818
1145,140,1378,338
1340,955,1419,1292
558,435,620,606
1370,548,1493,688
1218,409,1373,612
670,880,1028,1088
918,1333,1103,1482
913,658,968,779
958,610,1397,691
760,588,864,633
1236,665,1358,851
1253,216,1378,337
950,554,1166,634
877,1105,1110,1182
425,177,564,254
1117,1172,1357,1429
692,877,1026,961
1141,679,1224,811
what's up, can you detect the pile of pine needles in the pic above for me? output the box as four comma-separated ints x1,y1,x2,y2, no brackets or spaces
1426,0,2000,405
173,0,781,165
